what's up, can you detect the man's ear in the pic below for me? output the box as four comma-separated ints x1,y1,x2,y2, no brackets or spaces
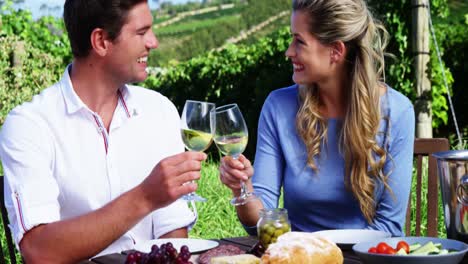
330,41,346,63
90,28,111,57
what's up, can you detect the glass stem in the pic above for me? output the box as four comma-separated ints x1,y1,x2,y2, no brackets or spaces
240,181,249,198
232,155,248,197
232,155,249,197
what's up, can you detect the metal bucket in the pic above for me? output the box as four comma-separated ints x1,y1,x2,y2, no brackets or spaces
434,150,468,243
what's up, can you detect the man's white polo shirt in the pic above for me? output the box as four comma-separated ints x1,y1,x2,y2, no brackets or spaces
0,65,196,257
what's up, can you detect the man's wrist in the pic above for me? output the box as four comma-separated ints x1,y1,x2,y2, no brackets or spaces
130,185,156,216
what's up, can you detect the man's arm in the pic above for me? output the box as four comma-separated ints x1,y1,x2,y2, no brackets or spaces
19,151,206,264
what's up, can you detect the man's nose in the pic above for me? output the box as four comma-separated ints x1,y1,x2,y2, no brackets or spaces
147,31,159,49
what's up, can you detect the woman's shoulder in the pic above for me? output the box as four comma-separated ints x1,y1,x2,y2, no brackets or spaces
383,85,414,120
265,84,299,105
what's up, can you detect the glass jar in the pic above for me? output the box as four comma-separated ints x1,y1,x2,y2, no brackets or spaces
257,208,291,247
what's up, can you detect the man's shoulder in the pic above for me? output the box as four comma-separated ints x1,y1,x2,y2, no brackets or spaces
1,83,62,141
9,83,62,118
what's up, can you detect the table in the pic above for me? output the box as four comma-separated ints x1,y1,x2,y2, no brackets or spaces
79,236,364,264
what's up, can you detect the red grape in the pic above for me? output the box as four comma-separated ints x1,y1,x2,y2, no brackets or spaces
130,242,192,264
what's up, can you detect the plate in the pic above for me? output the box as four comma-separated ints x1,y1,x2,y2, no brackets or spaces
311,229,391,250
134,238,219,254
352,237,468,264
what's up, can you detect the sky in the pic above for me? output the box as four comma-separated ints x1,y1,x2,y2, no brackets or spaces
14,0,196,19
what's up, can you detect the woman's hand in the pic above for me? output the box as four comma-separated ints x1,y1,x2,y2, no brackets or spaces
219,154,254,190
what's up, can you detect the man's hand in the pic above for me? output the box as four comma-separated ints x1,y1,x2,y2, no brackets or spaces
140,151,207,210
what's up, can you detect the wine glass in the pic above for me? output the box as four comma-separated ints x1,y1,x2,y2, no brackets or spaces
210,103,260,206
180,100,215,202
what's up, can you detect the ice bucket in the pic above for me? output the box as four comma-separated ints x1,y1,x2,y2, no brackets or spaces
433,150,468,243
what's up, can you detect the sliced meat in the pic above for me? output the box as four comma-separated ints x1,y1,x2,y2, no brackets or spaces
198,244,245,264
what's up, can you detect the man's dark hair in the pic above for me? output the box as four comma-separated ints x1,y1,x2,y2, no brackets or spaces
64,0,147,58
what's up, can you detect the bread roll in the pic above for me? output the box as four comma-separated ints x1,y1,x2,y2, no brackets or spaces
210,254,260,264
260,232,343,264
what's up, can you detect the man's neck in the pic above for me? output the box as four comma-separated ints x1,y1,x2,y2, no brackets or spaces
70,59,121,130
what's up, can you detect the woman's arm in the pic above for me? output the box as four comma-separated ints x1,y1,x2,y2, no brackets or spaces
219,93,285,234
368,105,415,236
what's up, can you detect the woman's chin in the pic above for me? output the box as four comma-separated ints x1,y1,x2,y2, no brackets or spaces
292,76,306,85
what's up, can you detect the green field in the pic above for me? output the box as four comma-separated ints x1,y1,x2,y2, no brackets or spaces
148,2,291,66
156,14,241,37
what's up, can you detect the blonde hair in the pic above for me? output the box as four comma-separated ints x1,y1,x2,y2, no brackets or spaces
293,0,390,223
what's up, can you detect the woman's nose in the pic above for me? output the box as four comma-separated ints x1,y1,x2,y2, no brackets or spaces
285,42,294,58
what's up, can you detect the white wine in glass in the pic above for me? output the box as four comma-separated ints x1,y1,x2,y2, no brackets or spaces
214,135,248,157
181,129,213,152
180,100,215,202
211,103,260,206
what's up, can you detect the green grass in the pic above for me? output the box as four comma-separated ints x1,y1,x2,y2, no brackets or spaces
189,158,248,239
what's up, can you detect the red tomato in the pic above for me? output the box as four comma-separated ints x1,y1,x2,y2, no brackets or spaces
385,247,397,255
376,242,390,254
396,241,410,253
368,247,378,253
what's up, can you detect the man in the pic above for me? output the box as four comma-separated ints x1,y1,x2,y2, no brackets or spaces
0,0,206,263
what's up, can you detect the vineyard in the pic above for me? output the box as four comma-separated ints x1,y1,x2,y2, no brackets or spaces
150,0,290,65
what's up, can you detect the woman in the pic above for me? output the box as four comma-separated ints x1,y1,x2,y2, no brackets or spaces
219,0,414,236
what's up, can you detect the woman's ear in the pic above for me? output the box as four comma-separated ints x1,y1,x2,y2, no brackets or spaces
90,28,110,57
330,41,346,63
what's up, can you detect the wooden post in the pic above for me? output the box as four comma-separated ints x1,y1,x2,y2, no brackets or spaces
412,0,432,138
11,41,26,68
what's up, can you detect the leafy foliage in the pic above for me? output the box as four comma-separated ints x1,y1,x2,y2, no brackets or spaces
369,0,454,129
0,1,72,66
433,11,468,143
0,35,62,124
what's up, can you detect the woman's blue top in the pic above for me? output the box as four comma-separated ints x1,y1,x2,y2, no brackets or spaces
247,84,415,237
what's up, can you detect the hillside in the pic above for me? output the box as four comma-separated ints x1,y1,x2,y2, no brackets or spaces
149,0,290,66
